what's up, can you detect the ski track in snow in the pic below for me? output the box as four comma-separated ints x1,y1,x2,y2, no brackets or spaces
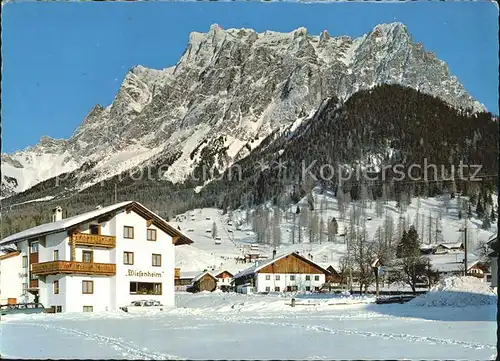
20,322,184,360
215,316,496,351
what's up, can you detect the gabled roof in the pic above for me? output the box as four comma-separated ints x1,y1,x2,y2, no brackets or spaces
0,251,20,261
210,269,234,278
192,271,217,283
437,242,463,249
233,251,329,279
0,201,193,246
179,271,202,279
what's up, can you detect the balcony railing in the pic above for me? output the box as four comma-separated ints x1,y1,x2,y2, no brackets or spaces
32,261,116,276
70,233,116,248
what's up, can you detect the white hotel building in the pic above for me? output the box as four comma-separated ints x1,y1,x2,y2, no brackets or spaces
0,201,193,312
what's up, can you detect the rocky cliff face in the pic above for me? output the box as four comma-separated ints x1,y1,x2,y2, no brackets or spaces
1,22,485,198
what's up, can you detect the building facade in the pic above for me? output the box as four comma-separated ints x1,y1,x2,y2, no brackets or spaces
234,252,327,293
0,251,24,304
0,202,192,313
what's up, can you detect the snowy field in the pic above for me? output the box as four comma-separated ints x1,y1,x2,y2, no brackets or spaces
1,289,497,360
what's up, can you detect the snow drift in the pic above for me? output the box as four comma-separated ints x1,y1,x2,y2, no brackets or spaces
410,276,497,307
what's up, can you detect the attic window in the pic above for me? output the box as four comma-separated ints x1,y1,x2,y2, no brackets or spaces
90,225,101,235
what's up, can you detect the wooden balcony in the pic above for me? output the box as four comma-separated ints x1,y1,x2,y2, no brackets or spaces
32,261,116,276
70,233,116,248
175,268,181,279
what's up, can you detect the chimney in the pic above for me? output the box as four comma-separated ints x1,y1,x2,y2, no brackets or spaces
52,206,63,222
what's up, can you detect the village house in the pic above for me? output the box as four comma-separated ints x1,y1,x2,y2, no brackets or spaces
0,201,193,313
174,270,201,291
211,270,234,291
233,252,328,293
187,271,217,293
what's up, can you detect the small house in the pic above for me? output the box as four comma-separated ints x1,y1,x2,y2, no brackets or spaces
175,271,201,291
234,252,328,293
211,270,234,291
188,271,217,293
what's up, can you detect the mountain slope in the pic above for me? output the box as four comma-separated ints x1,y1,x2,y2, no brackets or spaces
1,22,486,198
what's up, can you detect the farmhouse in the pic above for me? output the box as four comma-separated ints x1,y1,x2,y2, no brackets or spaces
233,252,328,293
0,201,193,313
434,242,464,254
188,271,217,293
211,270,234,290
174,270,200,291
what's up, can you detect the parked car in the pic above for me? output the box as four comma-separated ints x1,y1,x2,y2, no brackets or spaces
0,303,47,316
120,299,165,313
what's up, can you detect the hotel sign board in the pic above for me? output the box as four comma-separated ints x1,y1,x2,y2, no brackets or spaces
127,270,162,278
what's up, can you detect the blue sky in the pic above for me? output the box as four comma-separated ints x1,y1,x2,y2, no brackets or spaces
2,1,498,153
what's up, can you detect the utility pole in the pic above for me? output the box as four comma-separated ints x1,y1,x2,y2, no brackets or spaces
459,218,468,277
464,218,468,277
114,183,118,203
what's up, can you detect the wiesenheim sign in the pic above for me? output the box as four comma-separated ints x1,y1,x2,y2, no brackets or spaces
127,270,162,278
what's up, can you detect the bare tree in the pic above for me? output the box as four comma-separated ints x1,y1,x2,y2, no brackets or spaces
337,186,346,220
319,217,326,244
272,208,282,247
375,198,384,218
212,221,218,239
291,209,297,244
350,223,375,294
309,211,319,243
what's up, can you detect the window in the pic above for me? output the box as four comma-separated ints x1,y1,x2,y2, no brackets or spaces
305,275,311,281
56,306,63,313
305,286,311,291
89,224,100,235
82,280,94,294
129,282,162,295
123,226,134,239
315,287,320,291
30,242,39,253
22,256,28,268
274,286,280,292
83,306,93,312
147,229,157,241
287,285,298,292
53,250,59,261
54,280,59,294
265,286,271,292
290,275,295,281
265,275,271,280
22,283,28,295
123,252,134,265
275,275,280,281
314,275,320,281
152,254,162,267
82,250,93,263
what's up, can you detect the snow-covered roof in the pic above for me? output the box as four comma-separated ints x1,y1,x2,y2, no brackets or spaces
0,201,193,246
179,271,202,279
233,251,328,279
210,269,234,278
437,242,463,249
192,271,216,283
